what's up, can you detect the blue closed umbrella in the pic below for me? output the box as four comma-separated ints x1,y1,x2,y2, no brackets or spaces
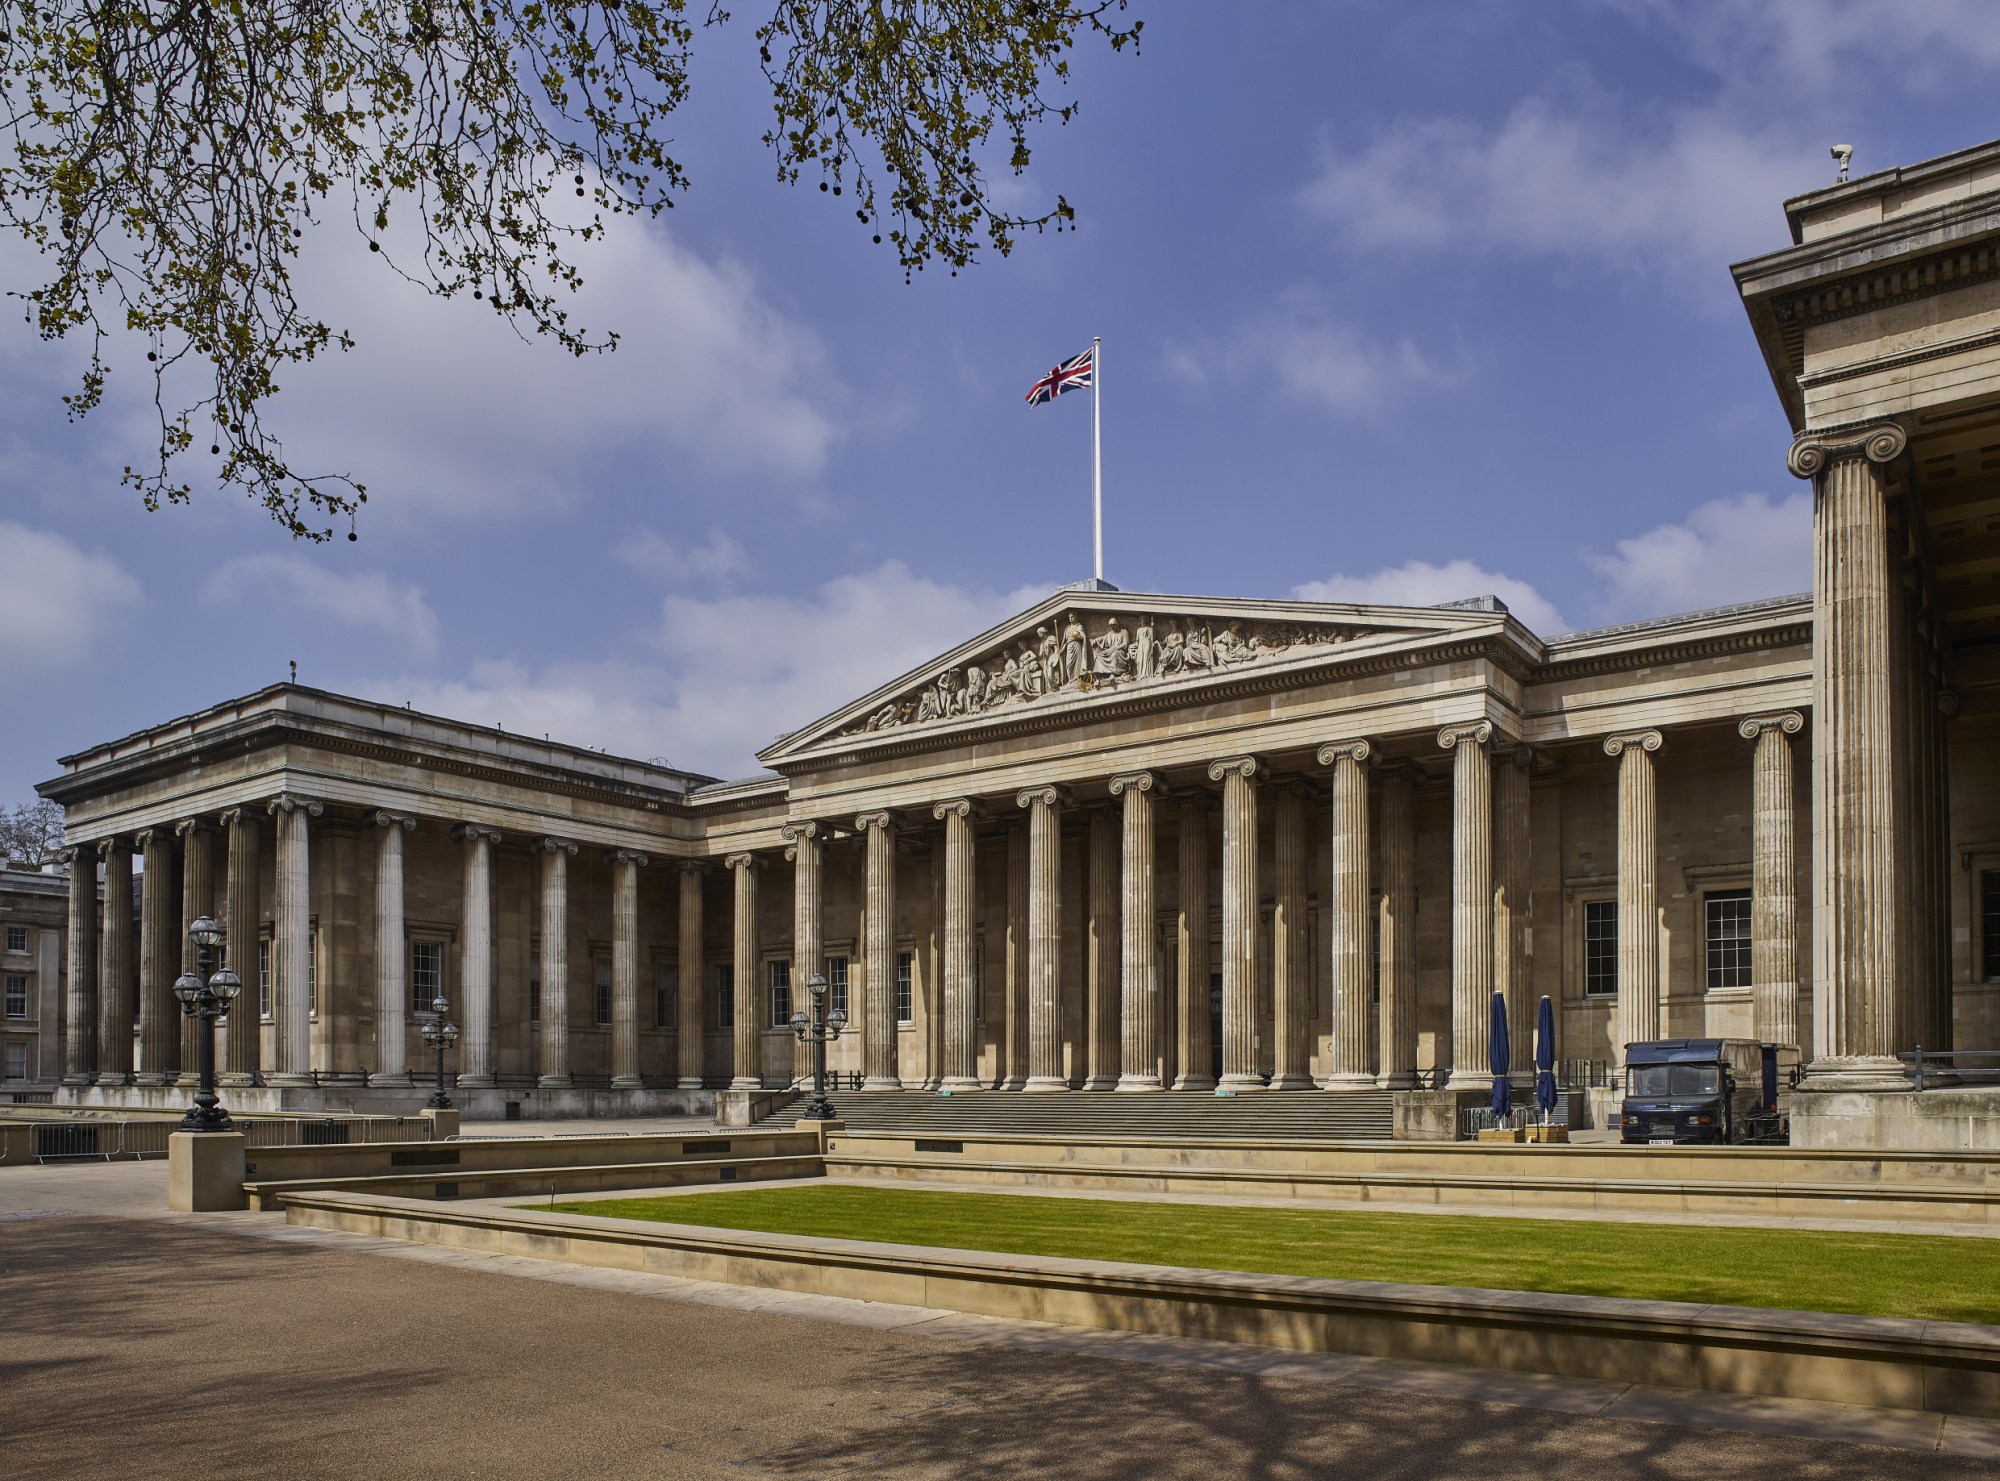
1488,991,1511,1122
1534,994,1558,1122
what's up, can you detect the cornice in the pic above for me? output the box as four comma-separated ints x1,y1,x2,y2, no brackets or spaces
1535,619,1811,685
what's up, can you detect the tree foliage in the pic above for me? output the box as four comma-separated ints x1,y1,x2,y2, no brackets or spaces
0,798,64,867
0,1,1140,539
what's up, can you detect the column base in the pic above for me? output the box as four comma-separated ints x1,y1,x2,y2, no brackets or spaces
219,1072,261,1087
1080,1075,1118,1091
368,1071,415,1088
1797,1056,1911,1093
1375,1071,1419,1091
1000,1076,1028,1092
861,1075,904,1091
610,1075,645,1090
1267,1073,1316,1091
143,1072,180,1088
1023,1076,1068,1092
728,1075,763,1090
1443,1070,1493,1092
265,1072,315,1088
455,1074,496,1089
1171,1074,1216,1092
939,1076,984,1092
676,1076,705,1091
172,1071,200,1088
61,1072,93,1087
538,1074,575,1089
1217,1073,1265,1092
1320,1072,1378,1092
1115,1073,1163,1092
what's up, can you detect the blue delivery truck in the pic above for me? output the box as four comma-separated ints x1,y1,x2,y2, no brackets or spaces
1619,1038,1791,1145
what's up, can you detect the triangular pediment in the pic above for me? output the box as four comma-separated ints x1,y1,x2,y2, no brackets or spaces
758,589,1521,768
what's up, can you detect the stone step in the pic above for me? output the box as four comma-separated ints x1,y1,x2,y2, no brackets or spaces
780,1088,1396,1140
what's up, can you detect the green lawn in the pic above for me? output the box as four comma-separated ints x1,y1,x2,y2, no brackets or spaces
538,1184,2000,1324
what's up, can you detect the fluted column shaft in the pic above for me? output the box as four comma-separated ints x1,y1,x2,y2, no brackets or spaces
611,850,647,1087
62,847,98,1083
1322,742,1374,1089
1209,757,1263,1091
1494,749,1533,1079
783,822,823,1086
1003,822,1030,1089
1111,773,1162,1091
136,827,179,1084
1270,781,1313,1090
371,814,416,1085
175,820,214,1084
221,810,261,1081
536,839,577,1086
97,839,133,1082
270,797,322,1086
1376,766,1419,1089
453,824,498,1086
677,862,706,1089
1082,808,1121,1090
853,812,901,1090
935,801,982,1090
1018,787,1066,1090
1741,713,1803,1050
1173,798,1213,1090
1440,723,1494,1090
727,853,762,1088
1606,731,1664,1066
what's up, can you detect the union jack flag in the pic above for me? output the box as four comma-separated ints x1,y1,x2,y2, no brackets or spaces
1025,346,1095,406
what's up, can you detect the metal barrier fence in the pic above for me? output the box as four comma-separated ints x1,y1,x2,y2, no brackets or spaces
237,1117,435,1148
1460,1106,1571,1138
0,1114,436,1164
15,1120,177,1163
1902,1047,2000,1091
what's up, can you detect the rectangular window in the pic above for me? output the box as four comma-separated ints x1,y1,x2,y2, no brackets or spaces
1984,871,2000,981
827,956,849,1018
768,959,792,1027
1584,901,1618,997
258,939,272,1019
895,952,913,1023
3,976,25,1019
655,963,677,1030
1704,890,1753,991
595,959,612,1028
411,941,444,1017
715,963,734,1029
3,1041,25,1079
307,930,317,1015
4,926,26,954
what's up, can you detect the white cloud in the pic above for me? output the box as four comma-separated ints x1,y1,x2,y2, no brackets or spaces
1616,0,2000,92
358,561,1051,778
1581,491,1809,624
1167,313,1466,416
613,528,751,585
202,552,442,657
1292,559,1568,636
0,522,143,669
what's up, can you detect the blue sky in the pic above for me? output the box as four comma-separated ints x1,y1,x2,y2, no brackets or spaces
4,0,1998,799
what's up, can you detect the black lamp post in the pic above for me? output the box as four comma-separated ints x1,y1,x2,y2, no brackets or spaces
788,971,848,1121
420,994,460,1110
173,915,240,1132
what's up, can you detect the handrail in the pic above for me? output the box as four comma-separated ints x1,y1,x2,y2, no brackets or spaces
1899,1046,2000,1091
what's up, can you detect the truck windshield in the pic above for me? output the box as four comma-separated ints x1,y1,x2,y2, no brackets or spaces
1628,1064,1721,1098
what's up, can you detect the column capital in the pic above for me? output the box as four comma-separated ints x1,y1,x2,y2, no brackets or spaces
1316,738,1373,767
1603,729,1664,758
1787,419,1908,479
675,857,707,877
724,851,759,872
1107,770,1164,798
1015,784,1071,810
95,835,127,858
1738,710,1805,742
532,835,579,856
267,793,324,819
172,817,211,839
931,796,982,821
779,818,821,844
607,847,650,868
56,843,87,869
373,810,417,831
1436,720,1493,751
1206,754,1260,783
133,824,171,853
452,822,503,845
853,809,898,833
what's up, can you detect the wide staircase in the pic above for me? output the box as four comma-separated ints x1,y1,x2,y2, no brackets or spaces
794,1088,1396,1141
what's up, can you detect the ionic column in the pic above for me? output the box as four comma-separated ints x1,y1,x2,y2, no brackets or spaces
219,808,262,1083
1439,722,1494,1090
175,819,214,1085
1018,786,1068,1091
933,799,982,1091
1109,772,1163,1091
369,813,416,1086
726,852,763,1089
1791,423,1911,1089
677,861,707,1090
1003,820,1030,1089
1319,741,1375,1090
1083,807,1120,1091
782,821,823,1086
1172,796,1214,1091
534,837,578,1087
267,796,323,1086
1740,712,1804,1050
1376,764,1419,1089
452,822,501,1087
134,826,179,1085
1270,778,1314,1090
851,812,901,1090
61,845,98,1084
1208,756,1263,1092
1605,731,1664,1066
96,838,134,1083
1494,747,1533,1081
610,849,649,1088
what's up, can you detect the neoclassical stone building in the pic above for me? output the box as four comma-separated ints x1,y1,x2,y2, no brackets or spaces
30,135,2000,1139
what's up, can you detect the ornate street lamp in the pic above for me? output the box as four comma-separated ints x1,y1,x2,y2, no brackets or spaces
173,915,241,1132
788,971,847,1121
420,994,460,1110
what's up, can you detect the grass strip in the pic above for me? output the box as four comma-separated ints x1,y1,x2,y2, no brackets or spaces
536,1184,2000,1324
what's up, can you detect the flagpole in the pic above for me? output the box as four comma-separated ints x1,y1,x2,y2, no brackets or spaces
1092,335,1103,583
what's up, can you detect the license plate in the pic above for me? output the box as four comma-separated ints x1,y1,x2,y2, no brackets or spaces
1648,1138,1675,1146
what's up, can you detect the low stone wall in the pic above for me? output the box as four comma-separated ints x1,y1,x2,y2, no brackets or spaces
51,1083,716,1121
248,1152,824,1208
1792,1088,2000,1151
281,1189,2000,1418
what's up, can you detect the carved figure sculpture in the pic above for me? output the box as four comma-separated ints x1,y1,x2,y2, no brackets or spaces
1060,613,1088,688
1036,626,1061,693
1093,620,1130,681
1214,623,1249,666
1186,624,1214,671
964,665,986,713
1133,616,1156,681
1157,628,1186,676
